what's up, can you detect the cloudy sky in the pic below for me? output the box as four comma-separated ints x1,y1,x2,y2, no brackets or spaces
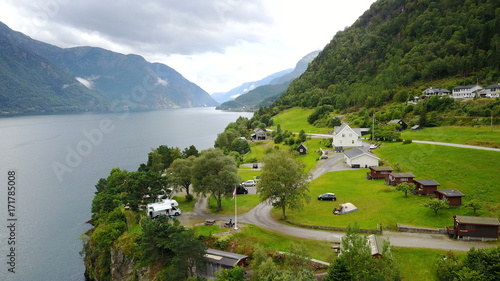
1,0,376,94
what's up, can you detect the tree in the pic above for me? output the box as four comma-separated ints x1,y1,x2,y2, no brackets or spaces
324,224,400,281
182,145,199,158
395,182,414,197
298,130,307,143
214,266,246,281
423,199,449,215
257,150,311,220
138,216,206,280
437,247,500,281
229,138,250,155
462,199,482,215
191,148,239,211
166,156,196,196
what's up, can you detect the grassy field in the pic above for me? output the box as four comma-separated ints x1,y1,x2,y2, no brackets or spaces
376,142,500,204
279,141,500,229
270,107,332,134
401,126,500,148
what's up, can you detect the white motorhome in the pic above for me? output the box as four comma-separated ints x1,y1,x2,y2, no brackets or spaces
147,199,181,218
148,204,181,218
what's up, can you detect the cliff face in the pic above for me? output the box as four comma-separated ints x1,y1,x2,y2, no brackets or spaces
84,243,152,281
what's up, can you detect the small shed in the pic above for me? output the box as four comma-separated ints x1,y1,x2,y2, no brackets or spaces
367,234,386,258
446,215,500,241
433,189,465,206
343,147,380,168
386,172,415,186
297,143,308,155
388,119,408,130
367,166,394,180
201,249,248,279
414,180,440,195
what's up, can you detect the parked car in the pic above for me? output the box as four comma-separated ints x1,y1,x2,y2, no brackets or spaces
369,144,377,149
242,180,256,187
236,185,248,194
318,193,337,201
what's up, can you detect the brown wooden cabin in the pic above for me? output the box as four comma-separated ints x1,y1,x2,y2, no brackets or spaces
386,172,415,186
367,166,393,180
446,215,500,241
201,249,248,279
432,189,465,206
414,180,440,195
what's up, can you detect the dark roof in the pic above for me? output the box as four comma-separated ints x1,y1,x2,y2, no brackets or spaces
424,88,450,94
390,172,415,178
485,84,500,90
455,216,500,226
414,180,440,186
297,143,308,150
344,148,379,160
205,249,248,267
370,166,394,171
434,189,465,197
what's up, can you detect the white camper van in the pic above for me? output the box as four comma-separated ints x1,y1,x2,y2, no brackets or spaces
147,199,181,218
148,204,181,218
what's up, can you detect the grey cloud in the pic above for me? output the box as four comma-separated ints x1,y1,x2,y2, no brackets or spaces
21,0,274,55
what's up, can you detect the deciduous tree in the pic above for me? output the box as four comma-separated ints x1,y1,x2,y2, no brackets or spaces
257,151,311,220
191,148,239,211
166,156,196,196
423,199,450,215
395,182,414,197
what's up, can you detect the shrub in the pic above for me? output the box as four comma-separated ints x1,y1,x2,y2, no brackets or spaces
402,139,412,144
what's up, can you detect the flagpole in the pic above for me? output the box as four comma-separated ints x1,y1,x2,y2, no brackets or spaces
234,190,238,229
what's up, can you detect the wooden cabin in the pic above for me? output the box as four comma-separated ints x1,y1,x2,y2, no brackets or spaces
296,143,308,155
414,180,440,195
386,172,415,186
251,128,267,140
446,215,500,241
432,189,465,206
367,166,394,180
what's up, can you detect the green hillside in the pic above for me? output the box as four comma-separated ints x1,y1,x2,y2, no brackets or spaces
274,0,499,111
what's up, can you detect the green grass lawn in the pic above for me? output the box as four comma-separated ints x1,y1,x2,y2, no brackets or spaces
209,194,262,215
392,247,466,281
270,107,331,134
376,142,500,205
401,126,500,148
281,169,465,230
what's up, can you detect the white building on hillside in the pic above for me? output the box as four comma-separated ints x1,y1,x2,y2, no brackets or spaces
333,123,362,151
452,85,483,99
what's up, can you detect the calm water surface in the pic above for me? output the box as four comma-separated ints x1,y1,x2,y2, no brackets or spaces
0,108,253,281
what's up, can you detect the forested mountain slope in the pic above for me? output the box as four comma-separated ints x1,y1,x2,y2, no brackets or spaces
275,0,500,110
0,22,218,114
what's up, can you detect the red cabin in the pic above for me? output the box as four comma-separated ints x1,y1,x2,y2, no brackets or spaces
414,180,440,195
433,189,465,206
386,172,415,186
367,166,394,180
446,215,500,241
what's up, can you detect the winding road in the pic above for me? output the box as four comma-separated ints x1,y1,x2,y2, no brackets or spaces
180,140,498,252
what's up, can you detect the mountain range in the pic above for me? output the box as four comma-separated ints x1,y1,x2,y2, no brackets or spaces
0,22,218,114
215,50,320,111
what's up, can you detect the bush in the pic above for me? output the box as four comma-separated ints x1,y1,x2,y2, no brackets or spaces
185,194,194,202
402,139,412,145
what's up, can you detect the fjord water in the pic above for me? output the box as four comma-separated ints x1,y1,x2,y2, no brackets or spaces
0,108,253,281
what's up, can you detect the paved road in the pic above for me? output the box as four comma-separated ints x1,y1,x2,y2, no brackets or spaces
412,140,500,151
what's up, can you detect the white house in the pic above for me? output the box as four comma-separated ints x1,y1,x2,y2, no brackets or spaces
483,84,500,98
422,87,451,97
452,85,483,99
343,147,380,168
333,123,362,150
